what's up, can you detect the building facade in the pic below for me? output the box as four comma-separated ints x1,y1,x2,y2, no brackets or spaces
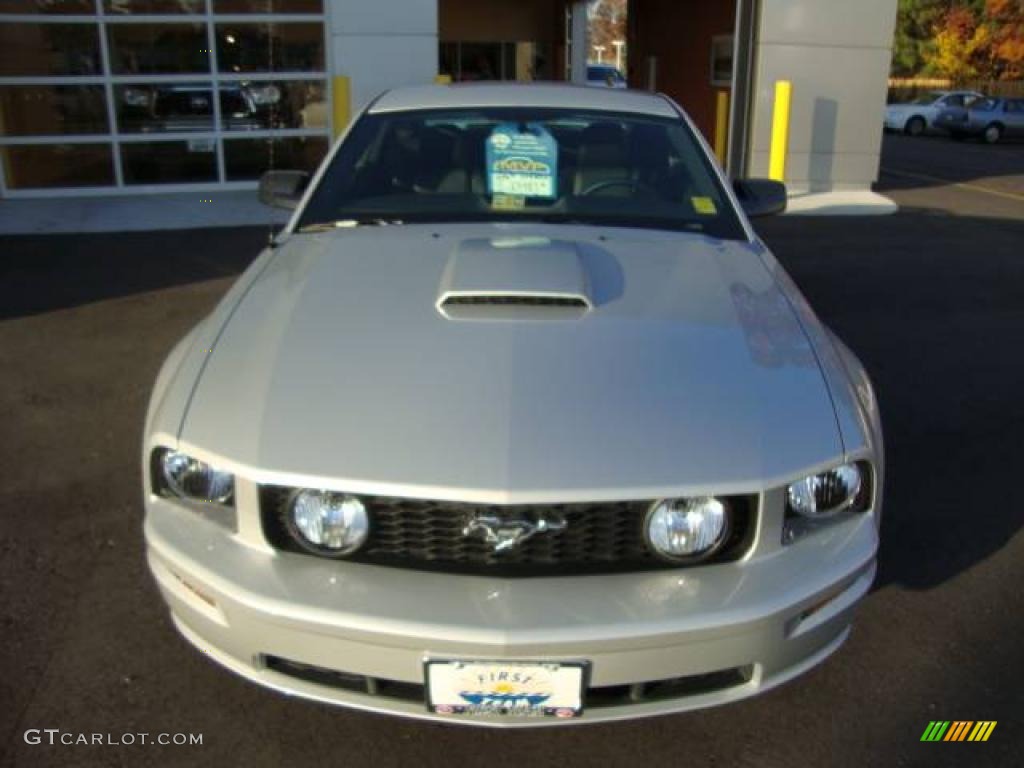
0,0,897,197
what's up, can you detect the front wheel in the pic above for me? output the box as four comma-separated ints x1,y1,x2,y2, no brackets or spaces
905,116,926,137
983,123,1003,144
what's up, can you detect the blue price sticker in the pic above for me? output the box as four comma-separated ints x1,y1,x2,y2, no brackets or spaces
486,123,558,199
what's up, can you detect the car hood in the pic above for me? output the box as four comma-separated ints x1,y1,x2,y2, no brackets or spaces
180,223,843,500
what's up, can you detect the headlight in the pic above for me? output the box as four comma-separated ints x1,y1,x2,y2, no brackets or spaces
645,496,729,561
784,462,871,544
287,490,369,557
786,463,863,518
157,449,234,505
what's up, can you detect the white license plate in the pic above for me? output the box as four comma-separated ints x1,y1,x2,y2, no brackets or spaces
425,660,586,718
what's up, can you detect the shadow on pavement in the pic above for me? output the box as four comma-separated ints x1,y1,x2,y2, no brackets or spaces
0,227,268,320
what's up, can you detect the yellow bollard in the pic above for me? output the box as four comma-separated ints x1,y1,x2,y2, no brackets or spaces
713,90,730,166
434,74,453,84
331,75,351,139
769,80,792,182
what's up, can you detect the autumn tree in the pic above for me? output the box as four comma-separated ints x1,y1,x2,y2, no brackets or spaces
918,0,1024,80
926,5,992,79
986,0,1024,78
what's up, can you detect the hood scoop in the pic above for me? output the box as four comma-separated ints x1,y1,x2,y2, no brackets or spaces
437,238,592,320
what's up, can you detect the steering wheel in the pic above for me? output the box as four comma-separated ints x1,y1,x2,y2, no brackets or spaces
579,178,658,197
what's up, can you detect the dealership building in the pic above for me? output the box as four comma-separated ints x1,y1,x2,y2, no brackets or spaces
0,0,897,203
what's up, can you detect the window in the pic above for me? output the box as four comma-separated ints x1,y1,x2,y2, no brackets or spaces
438,41,552,83
0,85,109,135
710,35,733,87
0,3,329,192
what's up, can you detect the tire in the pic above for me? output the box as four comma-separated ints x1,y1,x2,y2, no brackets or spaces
905,116,926,137
983,123,1003,144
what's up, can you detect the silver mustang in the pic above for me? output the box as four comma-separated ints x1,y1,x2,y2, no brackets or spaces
143,84,883,726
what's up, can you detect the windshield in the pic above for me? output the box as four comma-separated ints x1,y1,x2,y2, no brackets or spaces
297,107,745,239
910,92,944,105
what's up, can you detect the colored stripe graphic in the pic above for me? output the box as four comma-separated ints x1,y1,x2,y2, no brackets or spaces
920,720,996,742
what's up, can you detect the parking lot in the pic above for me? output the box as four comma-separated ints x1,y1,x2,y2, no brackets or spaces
1,133,1022,768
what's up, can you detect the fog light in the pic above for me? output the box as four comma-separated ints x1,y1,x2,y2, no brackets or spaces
645,497,729,561
288,490,369,557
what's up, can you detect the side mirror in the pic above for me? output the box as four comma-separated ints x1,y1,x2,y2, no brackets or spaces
258,170,310,210
733,178,787,218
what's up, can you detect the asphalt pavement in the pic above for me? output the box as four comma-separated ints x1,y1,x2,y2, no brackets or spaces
1,135,1022,768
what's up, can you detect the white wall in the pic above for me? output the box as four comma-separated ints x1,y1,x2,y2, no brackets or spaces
747,0,898,192
330,0,439,115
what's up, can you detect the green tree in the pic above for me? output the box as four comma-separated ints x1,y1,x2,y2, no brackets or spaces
891,0,949,76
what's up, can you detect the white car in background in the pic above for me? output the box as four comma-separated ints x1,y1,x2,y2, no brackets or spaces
883,90,984,136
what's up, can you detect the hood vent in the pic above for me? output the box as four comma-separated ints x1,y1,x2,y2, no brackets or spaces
437,238,593,321
441,294,589,309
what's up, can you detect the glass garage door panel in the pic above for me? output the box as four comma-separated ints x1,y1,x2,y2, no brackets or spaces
216,23,324,73
103,0,205,13
121,141,218,184
219,81,327,131
0,24,101,77
107,24,210,75
223,135,326,180
0,85,109,136
0,0,94,13
213,0,321,13
115,82,220,133
3,144,115,189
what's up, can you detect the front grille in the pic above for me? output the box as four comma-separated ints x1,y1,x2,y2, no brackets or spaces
260,488,755,577
263,654,753,710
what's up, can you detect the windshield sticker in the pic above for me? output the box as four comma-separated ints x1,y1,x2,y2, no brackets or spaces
691,196,717,215
492,194,526,210
486,123,558,199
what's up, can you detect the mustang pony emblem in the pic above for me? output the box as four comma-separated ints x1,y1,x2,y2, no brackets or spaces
462,512,567,553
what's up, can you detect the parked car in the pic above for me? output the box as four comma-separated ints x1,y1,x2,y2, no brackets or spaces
143,83,883,726
883,90,984,136
586,64,627,88
120,83,284,133
935,96,1024,144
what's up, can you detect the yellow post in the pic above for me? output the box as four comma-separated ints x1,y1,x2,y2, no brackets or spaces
331,75,351,139
434,74,453,84
713,90,730,165
769,80,792,182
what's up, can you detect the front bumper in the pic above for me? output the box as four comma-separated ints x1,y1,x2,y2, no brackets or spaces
145,494,878,726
